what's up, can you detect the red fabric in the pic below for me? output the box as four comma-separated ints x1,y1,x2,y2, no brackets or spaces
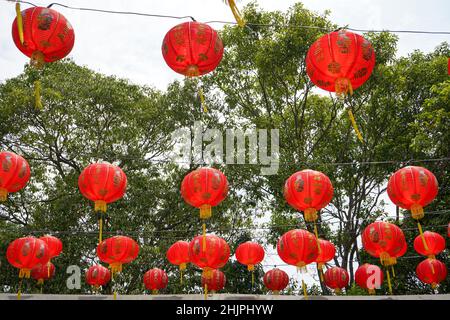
315,239,336,264
235,241,265,267
361,221,405,260
78,163,127,204
166,241,190,266
416,258,447,286
306,30,375,93
263,268,289,292
0,151,30,195
181,167,228,208
39,235,62,258
355,264,384,290
189,234,230,270
97,236,139,265
31,262,55,281
85,265,111,287
283,169,334,213
324,267,349,290
7,237,50,271
201,269,226,292
12,7,75,63
387,166,438,210
413,231,445,257
143,268,169,291
277,229,319,267
162,21,224,77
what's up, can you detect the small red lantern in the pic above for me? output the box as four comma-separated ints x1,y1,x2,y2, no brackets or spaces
162,22,224,77
235,241,265,271
355,264,384,294
324,267,349,294
97,236,139,275
189,234,230,278
85,265,111,289
416,258,447,289
315,239,336,280
277,229,319,269
0,151,31,202
167,241,190,283
31,262,55,285
201,269,226,293
7,237,50,278
78,162,127,243
306,30,375,96
413,231,445,259
263,268,289,294
143,268,169,294
39,235,62,277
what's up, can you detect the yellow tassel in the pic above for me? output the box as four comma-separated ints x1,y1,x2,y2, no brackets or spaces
386,269,392,295
15,3,24,45
302,279,308,300
411,204,424,220
113,291,117,300
304,208,318,222
94,200,107,213
391,265,395,278
34,80,43,110
335,288,341,295
368,288,375,295
347,109,364,143
251,271,255,288
202,223,206,251
273,290,280,295
17,277,23,300
313,223,321,254
204,283,208,300
152,289,158,295
0,188,8,202
226,0,245,27
199,88,208,113
417,221,429,252
99,216,103,245
199,204,212,219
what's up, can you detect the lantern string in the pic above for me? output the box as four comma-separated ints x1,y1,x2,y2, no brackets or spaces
34,80,43,110
15,2,24,45
386,269,393,295
224,0,245,28
198,88,208,113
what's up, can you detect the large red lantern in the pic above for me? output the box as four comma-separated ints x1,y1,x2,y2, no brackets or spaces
0,151,31,202
413,231,445,259
7,237,50,278
85,265,111,289
97,236,139,275
189,234,230,278
143,268,169,294
315,239,336,280
324,267,349,294
416,258,447,289
355,263,384,295
31,262,55,285
277,229,319,269
201,269,226,293
167,241,190,283
306,30,375,96
263,268,289,294
162,22,224,77
78,162,127,243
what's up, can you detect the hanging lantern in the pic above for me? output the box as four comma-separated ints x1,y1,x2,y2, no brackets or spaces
78,162,127,243
0,151,31,202
315,239,336,281
181,167,228,248
355,264,384,295
31,262,55,285
85,265,111,290
143,268,169,295
201,269,226,294
284,169,333,249
167,240,190,284
6,237,50,279
97,236,139,276
12,6,75,109
413,231,445,259
263,268,289,295
323,267,349,294
162,22,224,77
235,241,265,285
39,235,62,277
416,258,447,289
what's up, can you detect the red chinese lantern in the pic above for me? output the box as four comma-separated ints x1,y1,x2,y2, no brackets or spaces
181,167,228,248
189,234,230,279
324,267,349,294
416,258,447,289
162,22,224,77
283,169,333,244
235,241,265,271
12,5,75,109
31,262,55,285
355,263,384,295
201,269,226,293
413,231,445,259
7,237,50,278
39,235,62,277
315,239,336,281
0,151,31,202
143,268,169,294
166,241,190,284
85,265,111,289
263,268,289,295
306,30,375,96
277,229,319,269
78,162,127,243
97,236,139,275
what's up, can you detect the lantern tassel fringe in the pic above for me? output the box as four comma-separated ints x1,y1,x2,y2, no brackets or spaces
34,80,43,110
15,2,24,45
199,88,208,113
386,269,393,295
0,188,8,202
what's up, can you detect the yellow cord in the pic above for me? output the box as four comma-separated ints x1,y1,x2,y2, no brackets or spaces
386,269,392,295
99,216,103,244
15,2,24,45
199,88,208,113
34,80,43,110
347,109,364,143
226,0,246,27
202,223,206,251
302,279,308,300
417,221,429,251
313,223,321,254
